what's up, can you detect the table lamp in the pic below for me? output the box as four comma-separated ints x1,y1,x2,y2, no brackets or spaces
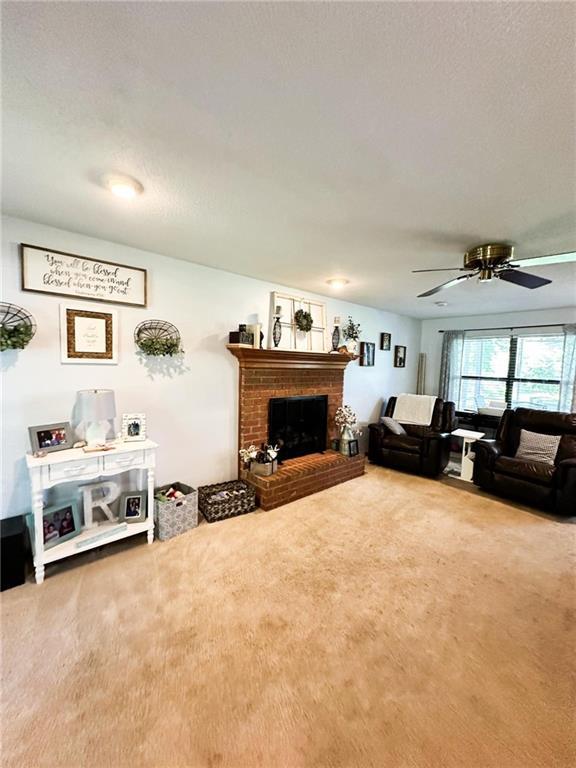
77,389,116,446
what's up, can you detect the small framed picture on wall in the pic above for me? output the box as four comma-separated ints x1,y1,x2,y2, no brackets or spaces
359,341,375,367
394,345,407,368
380,333,391,351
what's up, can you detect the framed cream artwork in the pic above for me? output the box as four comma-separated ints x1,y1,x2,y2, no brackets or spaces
60,304,118,364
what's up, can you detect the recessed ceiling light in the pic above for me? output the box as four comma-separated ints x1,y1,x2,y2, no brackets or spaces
434,301,448,307
326,277,350,290
102,173,144,199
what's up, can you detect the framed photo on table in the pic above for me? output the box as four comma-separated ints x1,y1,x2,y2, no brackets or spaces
60,304,118,364
26,499,81,555
118,491,148,524
121,413,147,442
28,421,72,454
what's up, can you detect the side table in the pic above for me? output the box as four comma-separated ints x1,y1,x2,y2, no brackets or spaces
451,429,485,482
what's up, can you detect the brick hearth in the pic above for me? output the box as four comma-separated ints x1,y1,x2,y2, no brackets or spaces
227,346,366,509
242,450,365,510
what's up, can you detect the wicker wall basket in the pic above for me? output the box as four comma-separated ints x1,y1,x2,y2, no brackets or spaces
198,480,256,523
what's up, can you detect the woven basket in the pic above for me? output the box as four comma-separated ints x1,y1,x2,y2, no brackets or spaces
154,482,198,541
198,480,256,523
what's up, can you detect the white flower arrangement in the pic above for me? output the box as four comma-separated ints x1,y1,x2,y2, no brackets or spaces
239,443,280,465
335,405,357,429
239,445,258,464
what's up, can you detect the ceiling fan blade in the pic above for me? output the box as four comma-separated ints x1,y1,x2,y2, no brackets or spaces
418,274,473,298
412,267,464,273
512,251,576,268
498,269,552,289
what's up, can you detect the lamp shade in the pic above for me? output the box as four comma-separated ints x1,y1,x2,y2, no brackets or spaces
77,389,116,422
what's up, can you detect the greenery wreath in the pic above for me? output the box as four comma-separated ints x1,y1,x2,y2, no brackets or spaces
0,323,35,351
294,309,313,332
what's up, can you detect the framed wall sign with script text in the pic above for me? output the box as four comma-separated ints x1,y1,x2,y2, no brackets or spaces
20,244,147,307
60,304,118,364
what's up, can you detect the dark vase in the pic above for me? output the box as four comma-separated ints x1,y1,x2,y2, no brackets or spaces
273,317,282,348
331,325,340,352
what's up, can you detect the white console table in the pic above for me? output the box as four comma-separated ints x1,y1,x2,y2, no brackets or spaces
26,439,158,584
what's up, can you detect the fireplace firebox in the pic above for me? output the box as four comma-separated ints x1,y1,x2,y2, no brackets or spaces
269,395,328,461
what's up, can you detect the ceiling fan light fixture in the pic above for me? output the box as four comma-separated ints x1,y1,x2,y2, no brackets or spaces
478,267,492,282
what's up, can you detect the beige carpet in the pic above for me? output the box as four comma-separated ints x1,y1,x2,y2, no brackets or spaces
1,465,574,768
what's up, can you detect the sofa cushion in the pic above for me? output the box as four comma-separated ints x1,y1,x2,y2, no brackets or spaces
495,456,556,486
381,434,421,455
380,417,407,436
515,429,561,465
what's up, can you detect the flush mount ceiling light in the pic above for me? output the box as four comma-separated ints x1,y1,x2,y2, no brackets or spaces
102,173,144,199
326,277,350,290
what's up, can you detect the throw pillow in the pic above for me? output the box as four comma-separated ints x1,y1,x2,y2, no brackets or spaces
515,429,561,465
380,416,407,436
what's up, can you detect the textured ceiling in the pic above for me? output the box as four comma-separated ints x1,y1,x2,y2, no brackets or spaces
2,1,575,318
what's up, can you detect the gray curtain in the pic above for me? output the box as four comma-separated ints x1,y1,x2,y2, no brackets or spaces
416,352,427,394
560,324,576,412
438,330,465,405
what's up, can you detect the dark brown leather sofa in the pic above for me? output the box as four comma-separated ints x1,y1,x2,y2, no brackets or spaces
368,397,456,477
473,408,576,516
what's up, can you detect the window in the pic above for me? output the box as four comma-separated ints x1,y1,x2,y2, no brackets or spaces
451,329,574,413
267,291,328,352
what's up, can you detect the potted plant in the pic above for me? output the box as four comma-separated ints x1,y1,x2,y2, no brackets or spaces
0,322,35,351
335,405,362,456
342,316,361,355
136,337,183,356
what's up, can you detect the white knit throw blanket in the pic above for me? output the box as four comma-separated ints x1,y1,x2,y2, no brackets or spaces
392,394,437,426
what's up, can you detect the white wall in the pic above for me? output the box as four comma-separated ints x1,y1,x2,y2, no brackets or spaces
420,307,576,396
1,216,421,518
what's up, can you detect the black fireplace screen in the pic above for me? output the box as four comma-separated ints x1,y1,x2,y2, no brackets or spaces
268,395,328,461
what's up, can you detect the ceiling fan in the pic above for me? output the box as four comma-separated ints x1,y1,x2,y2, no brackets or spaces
413,244,576,298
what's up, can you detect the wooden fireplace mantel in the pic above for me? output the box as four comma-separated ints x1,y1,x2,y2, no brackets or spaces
226,345,354,370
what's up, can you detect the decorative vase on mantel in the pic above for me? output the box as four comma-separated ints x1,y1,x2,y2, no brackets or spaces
345,339,359,356
272,305,282,348
339,426,355,455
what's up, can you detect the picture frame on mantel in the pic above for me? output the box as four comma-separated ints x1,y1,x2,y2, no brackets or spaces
21,244,147,307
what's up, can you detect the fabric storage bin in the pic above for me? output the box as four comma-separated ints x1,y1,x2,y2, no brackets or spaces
154,482,198,541
198,480,256,523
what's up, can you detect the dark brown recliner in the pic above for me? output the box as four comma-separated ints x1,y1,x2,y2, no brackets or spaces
368,396,456,477
473,408,576,516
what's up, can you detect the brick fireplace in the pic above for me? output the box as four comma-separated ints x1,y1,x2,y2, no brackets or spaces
227,346,366,509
